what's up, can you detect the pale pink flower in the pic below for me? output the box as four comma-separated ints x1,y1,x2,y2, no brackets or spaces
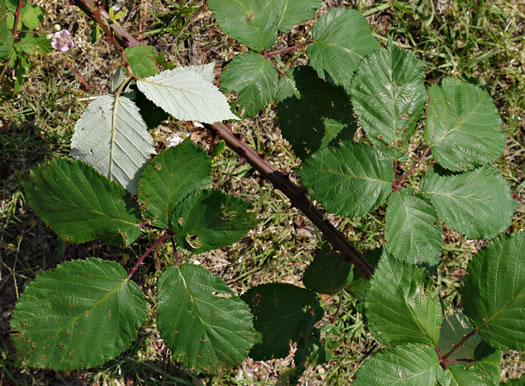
51,30,74,52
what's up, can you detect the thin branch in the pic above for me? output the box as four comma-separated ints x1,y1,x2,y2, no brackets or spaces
266,57,286,76
263,40,314,57
175,0,207,42
392,146,431,191
206,122,374,279
12,0,24,38
127,231,170,280
443,329,478,360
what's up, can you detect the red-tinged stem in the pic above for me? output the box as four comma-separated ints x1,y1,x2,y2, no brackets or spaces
264,40,314,57
206,122,374,279
443,329,478,360
12,0,24,38
127,231,170,280
266,57,286,76
392,146,431,191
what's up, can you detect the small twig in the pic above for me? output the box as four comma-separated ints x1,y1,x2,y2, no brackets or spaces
263,40,314,57
12,0,24,38
266,57,286,76
127,231,170,280
443,329,478,360
392,146,431,191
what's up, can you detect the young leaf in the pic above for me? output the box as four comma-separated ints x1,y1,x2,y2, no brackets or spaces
71,94,156,194
306,8,380,92
354,344,444,385
366,251,442,346
385,189,442,266
462,232,525,350
23,159,141,246
138,139,212,228
208,0,279,51
420,167,516,239
303,246,353,294
277,66,357,159
425,77,504,171
172,189,257,253
350,42,427,151
157,264,256,373
220,52,278,118
275,0,321,33
137,68,239,123
124,46,160,79
18,33,53,56
242,283,324,360
111,66,127,92
21,4,44,30
299,141,394,217
11,258,147,370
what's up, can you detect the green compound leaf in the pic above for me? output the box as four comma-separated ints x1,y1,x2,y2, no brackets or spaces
366,251,442,346
138,139,211,228
425,77,505,171
173,189,257,253
23,159,141,246
420,167,516,239
351,42,427,152
18,33,52,56
137,68,238,124
463,232,525,350
208,0,279,52
21,4,44,30
442,364,497,386
242,283,324,360
220,52,278,118
277,66,357,159
307,8,380,92
124,46,160,79
275,0,321,33
71,94,156,194
354,344,444,385
385,189,442,266
303,246,353,294
157,264,256,373
11,258,146,370
299,141,394,217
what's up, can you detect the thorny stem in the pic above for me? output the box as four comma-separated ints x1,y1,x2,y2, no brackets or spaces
73,2,374,279
206,122,374,279
127,231,170,280
263,40,314,77
434,328,478,369
12,0,24,38
443,328,478,360
392,146,431,191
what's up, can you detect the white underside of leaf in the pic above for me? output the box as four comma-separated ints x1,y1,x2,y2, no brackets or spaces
72,95,156,194
137,68,239,124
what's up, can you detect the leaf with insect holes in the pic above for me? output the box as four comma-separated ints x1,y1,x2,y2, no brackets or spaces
385,189,442,266
11,258,146,370
275,0,321,33
22,159,141,246
351,42,427,153
303,246,353,294
307,8,380,92
463,232,525,350
138,139,212,228
299,141,394,217
420,167,516,239
71,94,156,194
137,68,239,123
157,264,256,372
220,52,278,118
172,189,257,253
354,344,445,385
277,66,356,159
242,283,324,360
366,250,443,346
425,77,505,171
208,0,279,52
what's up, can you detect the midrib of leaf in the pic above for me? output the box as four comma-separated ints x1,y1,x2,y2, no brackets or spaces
240,60,267,100
276,0,289,27
140,78,200,98
431,95,483,147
